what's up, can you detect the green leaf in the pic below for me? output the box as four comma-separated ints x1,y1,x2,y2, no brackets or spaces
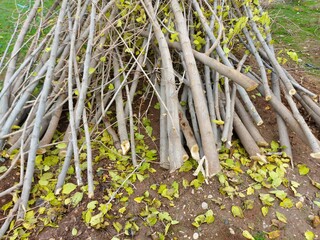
270,141,279,151
134,196,144,203
298,164,309,175
164,223,171,235
87,200,98,210
205,209,215,224
291,181,300,188
287,51,299,63
305,230,315,240
223,46,231,55
150,184,157,191
182,179,189,188
72,228,78,236
146,126,153,137
118,206,126,214
242,230,254,240
276,211,287,223
62,183,77,195
270,190,287,201
244,200,254,210
159,212,172,222
108,83,114,90
179,160,193,172
0,166,8,173
259,193,275,206
88,67,95,75
212,119,224,125
154,102,160,110
117,19,122,27
231,206,244,218
1,201,13,212
170,32,179,42
192,214,205,228
280,198,293,208
261,206,268,217
38,179,49,186
313,201,320,208
146,214,158,226
71,192,83,207
90,213,103,226
247,186,254,195
56,143,67,149
113,222,123,233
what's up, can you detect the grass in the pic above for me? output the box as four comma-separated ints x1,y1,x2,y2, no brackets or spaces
0,0,29,55
268,0,320,74
0,0,54,57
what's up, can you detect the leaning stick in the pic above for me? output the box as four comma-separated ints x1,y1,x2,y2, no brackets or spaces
17,0,69,220
83,109,94,198
171,0,220,176
113,52,130,155
282,84,320,159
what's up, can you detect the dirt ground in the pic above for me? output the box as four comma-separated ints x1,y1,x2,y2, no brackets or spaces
1,4,320,239
15,69,317,240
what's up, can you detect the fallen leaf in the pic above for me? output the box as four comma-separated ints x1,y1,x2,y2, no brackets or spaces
242,230,254,240
231,206,244,218
268,230,281,239
276,211,287,223
305,230,315,240
312,216,320,228
280,198,294,208
261,206,269,216
72,228,78,236
247,186,254,195
62,183,77,195
298,164,309,175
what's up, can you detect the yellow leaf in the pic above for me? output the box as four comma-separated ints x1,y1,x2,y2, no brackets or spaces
261,206,268,216
298,164,309,175
280,198,293,208
212,119,224,125
89,67,95,75
276,211,287,223
231,206,244,218
305,230,315,240
134,196,144,203
118,207,126,214
242,230,254,240
268,230,281,239
247,186,254,195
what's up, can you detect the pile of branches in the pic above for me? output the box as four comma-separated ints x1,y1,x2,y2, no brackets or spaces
0,0,319,235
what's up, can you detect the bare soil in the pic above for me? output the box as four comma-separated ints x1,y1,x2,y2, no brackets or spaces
20,70,319,240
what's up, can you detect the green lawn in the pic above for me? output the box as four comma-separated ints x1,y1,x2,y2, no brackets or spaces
0,0,54,57
0,0,31,55
268,0,320,73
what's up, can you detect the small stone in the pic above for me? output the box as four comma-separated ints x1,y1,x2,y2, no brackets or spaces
229,228,235,235
201,202,208,210
308,215,315,221
207,194,213,199
193,232,199,240
191,189,195,195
